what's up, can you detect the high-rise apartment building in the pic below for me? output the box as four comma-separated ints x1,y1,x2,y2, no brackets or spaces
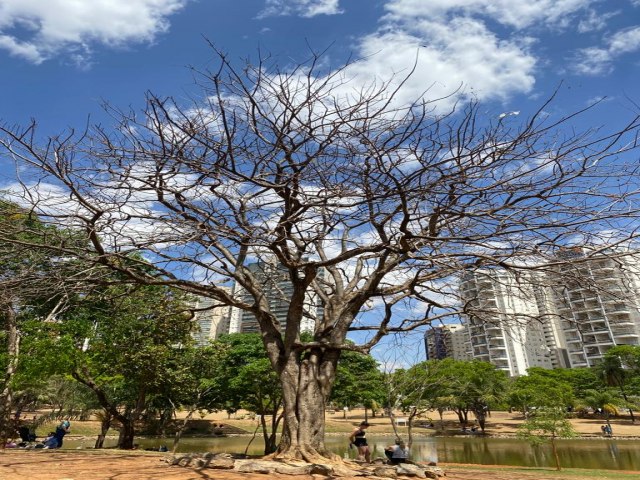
229,260,323,334
190,290,231,346
424,324,471,361
550,249,640,367
460,269,566,376
460,250,640,373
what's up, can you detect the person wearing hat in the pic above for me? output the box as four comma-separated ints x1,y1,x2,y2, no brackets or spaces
349,421,371,463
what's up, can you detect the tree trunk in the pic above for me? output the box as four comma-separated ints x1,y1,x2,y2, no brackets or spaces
0,304,19,449
551,437,561,471
118,416,136,449
273,348,339,461
172,408,195,453
95,410,112,449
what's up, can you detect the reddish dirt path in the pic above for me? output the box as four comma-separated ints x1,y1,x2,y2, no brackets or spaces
1,451,639,480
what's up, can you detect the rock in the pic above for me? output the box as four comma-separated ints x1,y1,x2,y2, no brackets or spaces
423,466,445,478
396,463,427,478
235,460,273,474
373,466,398,478
309,464,334,475
203,457,235,469
274,464,314,475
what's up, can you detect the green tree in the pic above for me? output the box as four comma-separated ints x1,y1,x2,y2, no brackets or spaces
23,282,194,449
211,333,283,454
600,346,640,423
517,407,577,471
581,389,620,434
330,350,385,421
507,372,574,416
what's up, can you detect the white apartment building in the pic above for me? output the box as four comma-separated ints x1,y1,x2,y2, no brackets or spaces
460,269,564,376
550,249,640,367
190,290,232,346
424,324,472,361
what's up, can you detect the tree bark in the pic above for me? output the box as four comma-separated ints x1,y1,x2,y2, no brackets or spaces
0,304,19,449
95,410,112,449
273,348,339,461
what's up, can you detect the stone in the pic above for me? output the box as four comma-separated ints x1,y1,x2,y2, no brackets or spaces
309,464,334,475
203,457,235,469
396,463,427,478
373,466,398,478
235,460,273,474
423,466,445,478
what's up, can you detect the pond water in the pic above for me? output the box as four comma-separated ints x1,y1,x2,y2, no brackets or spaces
63,435,640,471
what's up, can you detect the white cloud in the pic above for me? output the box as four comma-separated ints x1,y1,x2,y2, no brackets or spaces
344,16,536,110
383,0,595,30
0,0,188,64
573,26,640,75
259,0,343,19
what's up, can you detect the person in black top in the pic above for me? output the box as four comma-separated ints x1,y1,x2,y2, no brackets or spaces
349,421,371,462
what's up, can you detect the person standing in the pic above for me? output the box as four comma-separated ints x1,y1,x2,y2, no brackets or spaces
349,421,371,463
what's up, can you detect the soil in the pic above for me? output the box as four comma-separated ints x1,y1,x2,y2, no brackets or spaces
3,409,639,480
1,450,638,480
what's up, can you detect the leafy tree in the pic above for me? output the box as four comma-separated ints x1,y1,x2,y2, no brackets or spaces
23,282,194,449
581,389,620,434
0,201,79,446
517,407,577,471
600,346,640,423
526,367,600,400
2,49,640,460
507,372,574,416
211,333,283,454
330,350,385,421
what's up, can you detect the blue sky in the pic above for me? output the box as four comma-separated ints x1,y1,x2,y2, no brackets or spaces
0,0,639,364
0,0,638,144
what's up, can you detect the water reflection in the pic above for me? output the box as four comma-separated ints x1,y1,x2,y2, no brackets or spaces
62,436,640,471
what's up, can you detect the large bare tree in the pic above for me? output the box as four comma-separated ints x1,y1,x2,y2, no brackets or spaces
1,50,640,460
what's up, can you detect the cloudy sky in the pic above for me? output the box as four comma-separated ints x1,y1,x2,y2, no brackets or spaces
0,0,638,360
0,0,638,140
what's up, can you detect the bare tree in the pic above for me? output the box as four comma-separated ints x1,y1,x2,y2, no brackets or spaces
1,49,640,460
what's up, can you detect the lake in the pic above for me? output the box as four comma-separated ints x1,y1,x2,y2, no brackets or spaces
63,435,640,471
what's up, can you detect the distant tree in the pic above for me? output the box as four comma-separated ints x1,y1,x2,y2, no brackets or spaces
507,372,574,417
211,333,283,454
330,350,385,421
581,389,620,434
601,346,640,423
526,367,600,400
3,48,640,461
517,406,577,471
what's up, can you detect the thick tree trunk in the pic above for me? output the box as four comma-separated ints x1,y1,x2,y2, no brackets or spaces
117,417,136,449
274,348,339,461
0,304,19,449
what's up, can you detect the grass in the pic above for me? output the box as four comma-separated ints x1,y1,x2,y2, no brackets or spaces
444,464,640,479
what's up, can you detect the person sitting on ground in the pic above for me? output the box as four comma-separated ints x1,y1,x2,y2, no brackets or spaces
385,438,409,465
349,421,371,463
43,420,70,449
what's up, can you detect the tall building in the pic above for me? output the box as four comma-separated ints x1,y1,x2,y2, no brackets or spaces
550,250,640,367
460,250,640,373
460,269,564,376
424,324,471,361
229,260,323,334
190,291,231,346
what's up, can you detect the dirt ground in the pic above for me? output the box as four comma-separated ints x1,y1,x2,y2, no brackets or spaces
0,450,638,480
4,409,639,480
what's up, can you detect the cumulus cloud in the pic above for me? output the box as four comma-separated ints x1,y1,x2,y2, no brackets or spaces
0,0,188,64
383,0,595,30
343,9,537,110
259,0,343,19
573,26,640,75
